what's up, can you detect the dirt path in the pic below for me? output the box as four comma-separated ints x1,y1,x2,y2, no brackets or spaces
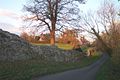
33,53,109,80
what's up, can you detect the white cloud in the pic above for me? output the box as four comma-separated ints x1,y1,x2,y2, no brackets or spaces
0,8,24,35
0,9,21,19
0,22,22,35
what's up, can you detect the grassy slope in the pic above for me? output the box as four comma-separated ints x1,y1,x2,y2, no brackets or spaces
0,56,100,80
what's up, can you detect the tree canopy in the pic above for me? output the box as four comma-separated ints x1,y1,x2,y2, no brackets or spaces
24,0,85,45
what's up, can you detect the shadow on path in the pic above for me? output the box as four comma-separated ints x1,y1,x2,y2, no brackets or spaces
33,53,109,80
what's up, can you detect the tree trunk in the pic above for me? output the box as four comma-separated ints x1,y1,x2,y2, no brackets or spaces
50,10,56,46
50,17,56,46
50,30,55,46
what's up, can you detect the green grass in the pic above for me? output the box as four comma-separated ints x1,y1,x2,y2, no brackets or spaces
31,43,89,51
96,59,111,80
31,43,50,46
31,43,90,51
96,58,120,80
81,45,89,52
57,43,73,50
31,43,73,50
0,55,100,80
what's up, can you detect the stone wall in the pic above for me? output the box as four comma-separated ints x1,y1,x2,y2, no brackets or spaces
0,29,35,61
32,45,83,62
0,29,83,62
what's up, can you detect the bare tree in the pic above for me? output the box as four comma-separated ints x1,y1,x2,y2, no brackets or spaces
80,0,118,56
23,0,85,45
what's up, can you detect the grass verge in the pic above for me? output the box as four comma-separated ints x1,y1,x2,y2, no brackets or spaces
96,59,111,80
96,58,120,80
0,55,100,80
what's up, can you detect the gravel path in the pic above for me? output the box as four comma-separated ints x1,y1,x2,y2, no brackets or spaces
33,53,109,80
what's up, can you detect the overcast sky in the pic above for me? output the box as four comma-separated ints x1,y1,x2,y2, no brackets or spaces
0,0,119,35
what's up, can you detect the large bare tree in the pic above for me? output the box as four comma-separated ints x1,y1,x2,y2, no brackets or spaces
80,0,118,56
24,0,85,45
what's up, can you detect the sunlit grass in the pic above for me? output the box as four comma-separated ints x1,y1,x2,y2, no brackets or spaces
31,43,73,50
31,43,50,46
57,43,73,50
